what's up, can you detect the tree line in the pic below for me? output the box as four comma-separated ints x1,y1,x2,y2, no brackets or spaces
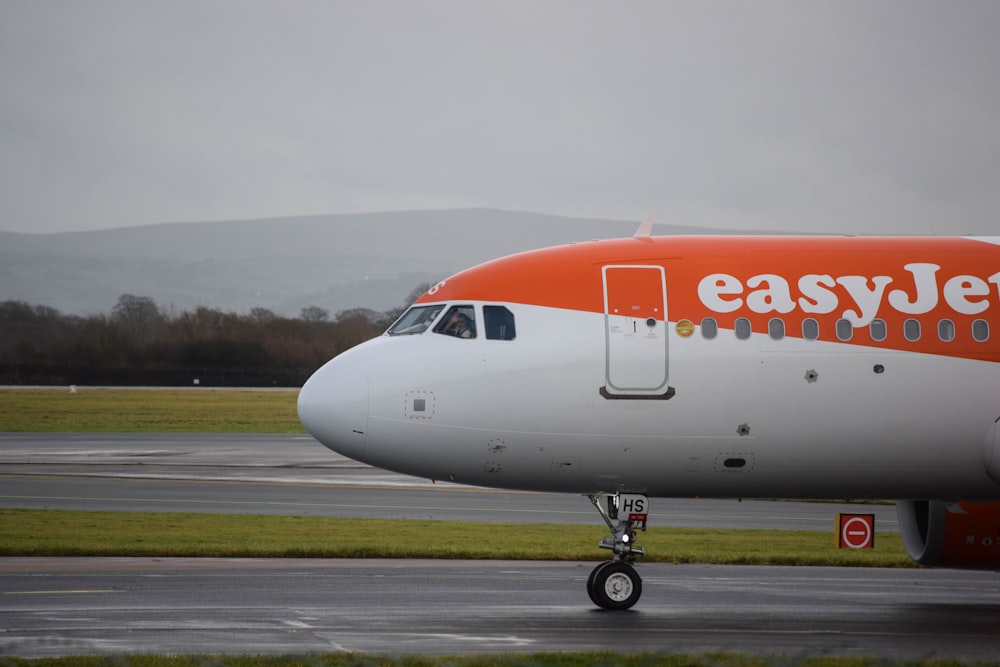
0,287,428,387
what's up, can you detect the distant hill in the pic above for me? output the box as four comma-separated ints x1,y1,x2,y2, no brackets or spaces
0,209,729,317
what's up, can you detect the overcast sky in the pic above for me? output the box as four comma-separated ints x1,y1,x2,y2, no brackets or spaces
2,1,998,236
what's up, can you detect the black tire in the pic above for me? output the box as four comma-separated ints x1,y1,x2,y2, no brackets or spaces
591,562,642,610
586,561,615,606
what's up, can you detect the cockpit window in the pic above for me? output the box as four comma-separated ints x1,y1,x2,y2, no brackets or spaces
386,304,445,336
434,305,477,339
484,305,516,340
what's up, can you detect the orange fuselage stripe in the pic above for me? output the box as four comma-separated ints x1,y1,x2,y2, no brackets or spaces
418,236,1000,362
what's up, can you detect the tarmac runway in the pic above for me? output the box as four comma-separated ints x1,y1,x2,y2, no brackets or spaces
3,557,1000,659
5,431,993,659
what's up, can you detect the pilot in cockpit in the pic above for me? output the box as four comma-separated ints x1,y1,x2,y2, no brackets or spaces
442,310,475,338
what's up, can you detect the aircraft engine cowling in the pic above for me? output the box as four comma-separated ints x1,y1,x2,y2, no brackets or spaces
897,500,1000,569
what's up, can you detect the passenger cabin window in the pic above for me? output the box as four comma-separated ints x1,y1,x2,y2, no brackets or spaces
869,319,887,342
768,318,785,340
387,304,445,336
434,305,477,339
836,318,853,342
484,305,516,340
802,318,819,341
734,317,752,340
938,319,955,342
678,314,995,345
701,317,718,339
973,319,990,342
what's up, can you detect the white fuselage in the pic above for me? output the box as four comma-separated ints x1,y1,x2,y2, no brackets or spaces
300,301,1000,500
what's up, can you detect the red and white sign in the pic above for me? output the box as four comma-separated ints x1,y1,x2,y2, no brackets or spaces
618,494,648,524
837,513,875,549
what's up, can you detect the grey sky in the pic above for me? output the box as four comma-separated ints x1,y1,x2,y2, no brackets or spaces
2,1,998,235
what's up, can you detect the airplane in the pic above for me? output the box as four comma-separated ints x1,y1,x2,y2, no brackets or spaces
297,227,1000,609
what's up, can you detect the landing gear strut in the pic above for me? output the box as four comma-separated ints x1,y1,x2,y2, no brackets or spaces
586,492,647,610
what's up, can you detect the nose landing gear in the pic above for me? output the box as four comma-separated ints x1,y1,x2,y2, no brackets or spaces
586,492,648,610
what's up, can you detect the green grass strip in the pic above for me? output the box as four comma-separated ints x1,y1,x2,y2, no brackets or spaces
0,388,303,432
0,509,911,566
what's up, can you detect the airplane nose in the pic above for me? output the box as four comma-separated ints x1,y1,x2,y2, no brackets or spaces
297,354,369,462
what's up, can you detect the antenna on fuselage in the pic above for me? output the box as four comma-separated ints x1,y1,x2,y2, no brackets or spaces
633,214,654,238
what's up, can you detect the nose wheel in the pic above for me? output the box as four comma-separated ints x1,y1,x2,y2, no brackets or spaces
587,561,642,610
586,492,648,610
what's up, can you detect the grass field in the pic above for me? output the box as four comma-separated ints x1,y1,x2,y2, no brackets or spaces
0,388,303,432
0,508,911,566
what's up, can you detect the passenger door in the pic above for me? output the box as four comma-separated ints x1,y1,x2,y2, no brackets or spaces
602,265,669,396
